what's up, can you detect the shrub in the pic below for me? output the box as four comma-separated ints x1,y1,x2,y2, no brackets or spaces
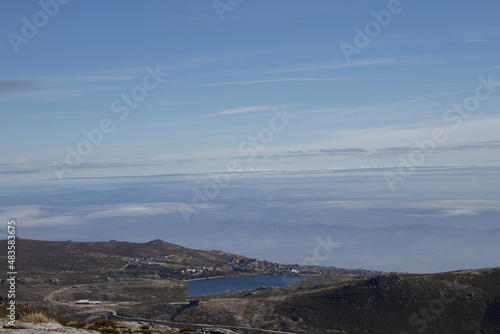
68,321,88,328
22,312,57,323
98,328,120,334
1,303,70,324
95,319,117,327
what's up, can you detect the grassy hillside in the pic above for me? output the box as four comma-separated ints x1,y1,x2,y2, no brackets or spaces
1,238,497,333
0,238,246,274
274,269,500,333
0,238,263,307
121,269,500,334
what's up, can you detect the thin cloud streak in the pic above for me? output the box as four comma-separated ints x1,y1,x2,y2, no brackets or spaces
270,58,398,73
191,77,346,87
0,80,35,93
338,89,471,116
464,38,489,43
211,105,279,116
270,57,456,74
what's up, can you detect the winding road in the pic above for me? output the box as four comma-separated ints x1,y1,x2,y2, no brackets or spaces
44,285,304,334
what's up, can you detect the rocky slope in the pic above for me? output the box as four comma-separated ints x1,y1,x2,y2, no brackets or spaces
1,239,498,333
0,320,237,334
0,321,98,334
123,268,500,334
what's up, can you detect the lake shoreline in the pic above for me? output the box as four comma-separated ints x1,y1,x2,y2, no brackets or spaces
185,274,310,297
184,275,234,282
184,272,310,282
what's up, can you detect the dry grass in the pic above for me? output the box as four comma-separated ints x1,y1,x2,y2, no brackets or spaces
22,312,57,323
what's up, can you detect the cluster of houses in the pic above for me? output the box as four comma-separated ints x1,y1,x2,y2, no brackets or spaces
117,253,323,278
120,255,171,266
180,259,315,277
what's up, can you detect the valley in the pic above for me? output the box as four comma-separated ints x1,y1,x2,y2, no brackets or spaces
1,239,499,333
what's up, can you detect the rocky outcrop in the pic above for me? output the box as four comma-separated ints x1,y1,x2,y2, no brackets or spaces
0,321,237,334
0,321,98,333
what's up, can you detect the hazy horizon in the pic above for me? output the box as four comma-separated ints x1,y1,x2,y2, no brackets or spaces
1,0,499,274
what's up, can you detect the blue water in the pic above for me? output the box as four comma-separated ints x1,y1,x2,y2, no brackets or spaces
186,274,309,297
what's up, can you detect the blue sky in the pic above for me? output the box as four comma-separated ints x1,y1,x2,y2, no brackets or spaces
1,1,500,273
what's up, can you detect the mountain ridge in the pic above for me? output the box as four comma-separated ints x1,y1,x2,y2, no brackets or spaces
1,238,498,333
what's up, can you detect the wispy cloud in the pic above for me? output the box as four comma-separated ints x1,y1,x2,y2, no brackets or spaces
264,197,500,218
0,80,35,93
270,57,455,74
481,65,500,71
191,77,345,87
40,68,142,85
256,141,500,161
270,58,398,74
0,68,142,101
338,89,470,116
267,148,367,160
86,203,178,219
446,38,490,44
159,101,198,106
403,199,500,218
324,115,500,149
0,159,30,166
0,205,79,227
211,105,279,116
0,203,188,227
0,169,40,175
464,38,489,43
0,159,39,174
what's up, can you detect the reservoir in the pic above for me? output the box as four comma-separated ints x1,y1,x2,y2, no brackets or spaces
186,274,309,297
